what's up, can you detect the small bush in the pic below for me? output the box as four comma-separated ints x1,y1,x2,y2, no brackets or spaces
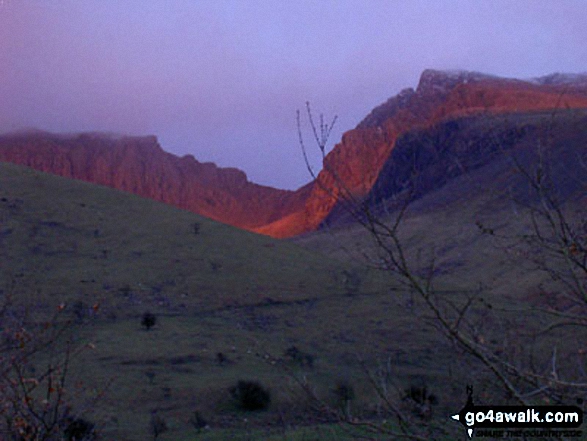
216,352,228,365
71,301,87,323
63,417,96,441
333,380,355,417
229,380,271,411
333,381,355,404
145,371,156,385
141,312,156,331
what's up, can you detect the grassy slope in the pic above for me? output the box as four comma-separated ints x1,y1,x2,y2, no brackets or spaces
0,161,362,312
2,163,459,440
295,109,587,300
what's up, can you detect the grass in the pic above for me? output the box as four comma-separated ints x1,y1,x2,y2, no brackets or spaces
3,163,451,439
0,161,364,314
66,288,460,439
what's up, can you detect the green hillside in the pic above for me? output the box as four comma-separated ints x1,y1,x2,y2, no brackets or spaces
298,110,587,299
2,163,448,440
0,162,361,313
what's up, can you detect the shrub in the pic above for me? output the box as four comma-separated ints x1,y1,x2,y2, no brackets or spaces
145,371,156,385
333,380,355,417
63,417,96,441
216,352,228,365
333,381,355,404
229,380,271,411
141,312,156,331
71,300,87,323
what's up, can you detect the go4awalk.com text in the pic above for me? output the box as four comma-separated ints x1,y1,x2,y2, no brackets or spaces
451,388,583,438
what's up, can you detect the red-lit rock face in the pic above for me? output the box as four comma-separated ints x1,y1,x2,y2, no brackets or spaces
259,70,587,237
0,131,310,230
2,70,587,238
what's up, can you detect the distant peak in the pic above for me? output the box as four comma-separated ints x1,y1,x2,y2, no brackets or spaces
531,72,587,87
420,69,497,79
2,127,53,137
416,69,498,94
1,129,157,144
418,69,587,92
75,132,158,143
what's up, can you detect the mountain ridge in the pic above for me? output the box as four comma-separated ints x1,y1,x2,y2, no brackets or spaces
0,131,311,229
2,69,587,237
256,69,587,237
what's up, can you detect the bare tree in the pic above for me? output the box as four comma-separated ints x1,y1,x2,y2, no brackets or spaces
0,283,103,440
296,102,587,435
475,120,587,402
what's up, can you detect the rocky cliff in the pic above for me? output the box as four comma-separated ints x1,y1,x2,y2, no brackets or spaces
255,70,587,237
2,70,587,237
0,131,311,229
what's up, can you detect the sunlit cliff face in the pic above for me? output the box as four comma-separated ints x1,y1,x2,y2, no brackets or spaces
2,2,587,190
256,70,587,238
2,70,587,238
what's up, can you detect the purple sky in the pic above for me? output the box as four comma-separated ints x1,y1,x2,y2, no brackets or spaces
1,1,586,189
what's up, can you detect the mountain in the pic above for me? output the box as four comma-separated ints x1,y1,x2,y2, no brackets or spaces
324,108,587,228
369,109,587,203
256,70,587,237
1,70,587,237
0,130,311,230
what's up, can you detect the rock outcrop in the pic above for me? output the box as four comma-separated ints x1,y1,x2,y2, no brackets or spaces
256,70,587,237
0,131,310,229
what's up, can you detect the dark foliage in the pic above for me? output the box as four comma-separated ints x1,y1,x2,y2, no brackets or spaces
141,312,156,331
402,385,438,420
63,417,96,441
332,380,355,415
71,300,87,323
333,381,355,404
145,371,156,384
216,351,227,365
229,380,271,411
